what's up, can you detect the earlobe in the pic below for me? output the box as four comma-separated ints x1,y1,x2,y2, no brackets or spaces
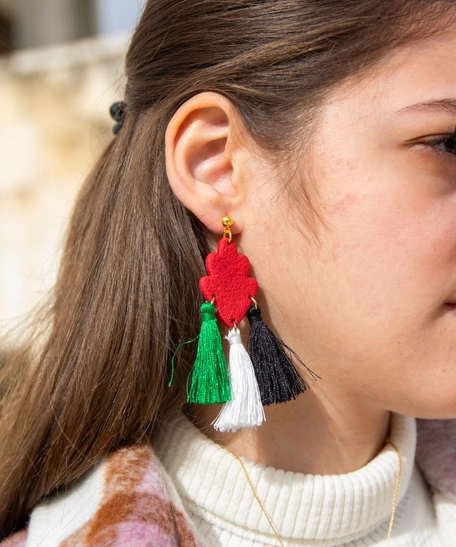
165,92,246,234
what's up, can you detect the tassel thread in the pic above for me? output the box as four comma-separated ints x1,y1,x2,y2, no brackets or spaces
213,328,265,432
187,302,231,404
247,305,319,405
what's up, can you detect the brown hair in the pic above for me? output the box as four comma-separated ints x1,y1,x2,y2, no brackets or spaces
0,0,454,537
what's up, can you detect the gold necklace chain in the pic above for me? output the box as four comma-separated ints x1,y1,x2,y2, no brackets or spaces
385,438,402,546
220,445,285,547
221,439,402,547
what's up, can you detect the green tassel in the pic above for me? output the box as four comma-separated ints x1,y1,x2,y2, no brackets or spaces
187,302,231,404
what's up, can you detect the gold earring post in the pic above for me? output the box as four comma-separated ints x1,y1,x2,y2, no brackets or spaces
222,215,233,243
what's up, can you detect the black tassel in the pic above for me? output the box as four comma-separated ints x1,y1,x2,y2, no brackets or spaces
247,305,320,405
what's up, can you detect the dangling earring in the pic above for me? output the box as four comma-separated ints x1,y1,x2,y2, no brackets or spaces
200,216,264,432
170,216,318,432
200,216,319,430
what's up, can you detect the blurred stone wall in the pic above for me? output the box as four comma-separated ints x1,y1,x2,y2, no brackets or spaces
0,34,127,334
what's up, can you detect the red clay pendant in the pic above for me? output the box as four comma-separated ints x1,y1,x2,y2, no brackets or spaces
199,238,258,328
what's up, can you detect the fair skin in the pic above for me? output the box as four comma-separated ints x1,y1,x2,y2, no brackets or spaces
165,22,456,475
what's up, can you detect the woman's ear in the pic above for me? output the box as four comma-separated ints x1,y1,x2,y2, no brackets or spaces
165,92,248,235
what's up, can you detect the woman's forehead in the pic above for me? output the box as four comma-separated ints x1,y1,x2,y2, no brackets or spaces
317,22,456,126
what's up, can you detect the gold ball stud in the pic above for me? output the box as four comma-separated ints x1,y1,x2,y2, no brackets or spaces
222,215,234,228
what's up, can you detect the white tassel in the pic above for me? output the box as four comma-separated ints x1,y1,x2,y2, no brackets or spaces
213,327,265,432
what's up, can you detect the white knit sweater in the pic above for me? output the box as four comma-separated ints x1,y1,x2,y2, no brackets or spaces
15,413,456,547
155,413,444,547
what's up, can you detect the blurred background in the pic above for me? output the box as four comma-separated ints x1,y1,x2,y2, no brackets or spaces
0,0,145,337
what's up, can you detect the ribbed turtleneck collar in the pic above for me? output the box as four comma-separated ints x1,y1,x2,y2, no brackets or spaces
156,413,416,546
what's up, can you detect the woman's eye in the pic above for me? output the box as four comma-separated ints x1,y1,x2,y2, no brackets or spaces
430,132,456,155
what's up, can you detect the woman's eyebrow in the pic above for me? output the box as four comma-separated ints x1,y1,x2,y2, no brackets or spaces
397,99,456,115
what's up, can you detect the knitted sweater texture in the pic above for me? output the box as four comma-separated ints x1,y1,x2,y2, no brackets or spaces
154,413,444,547
2,414,456,547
